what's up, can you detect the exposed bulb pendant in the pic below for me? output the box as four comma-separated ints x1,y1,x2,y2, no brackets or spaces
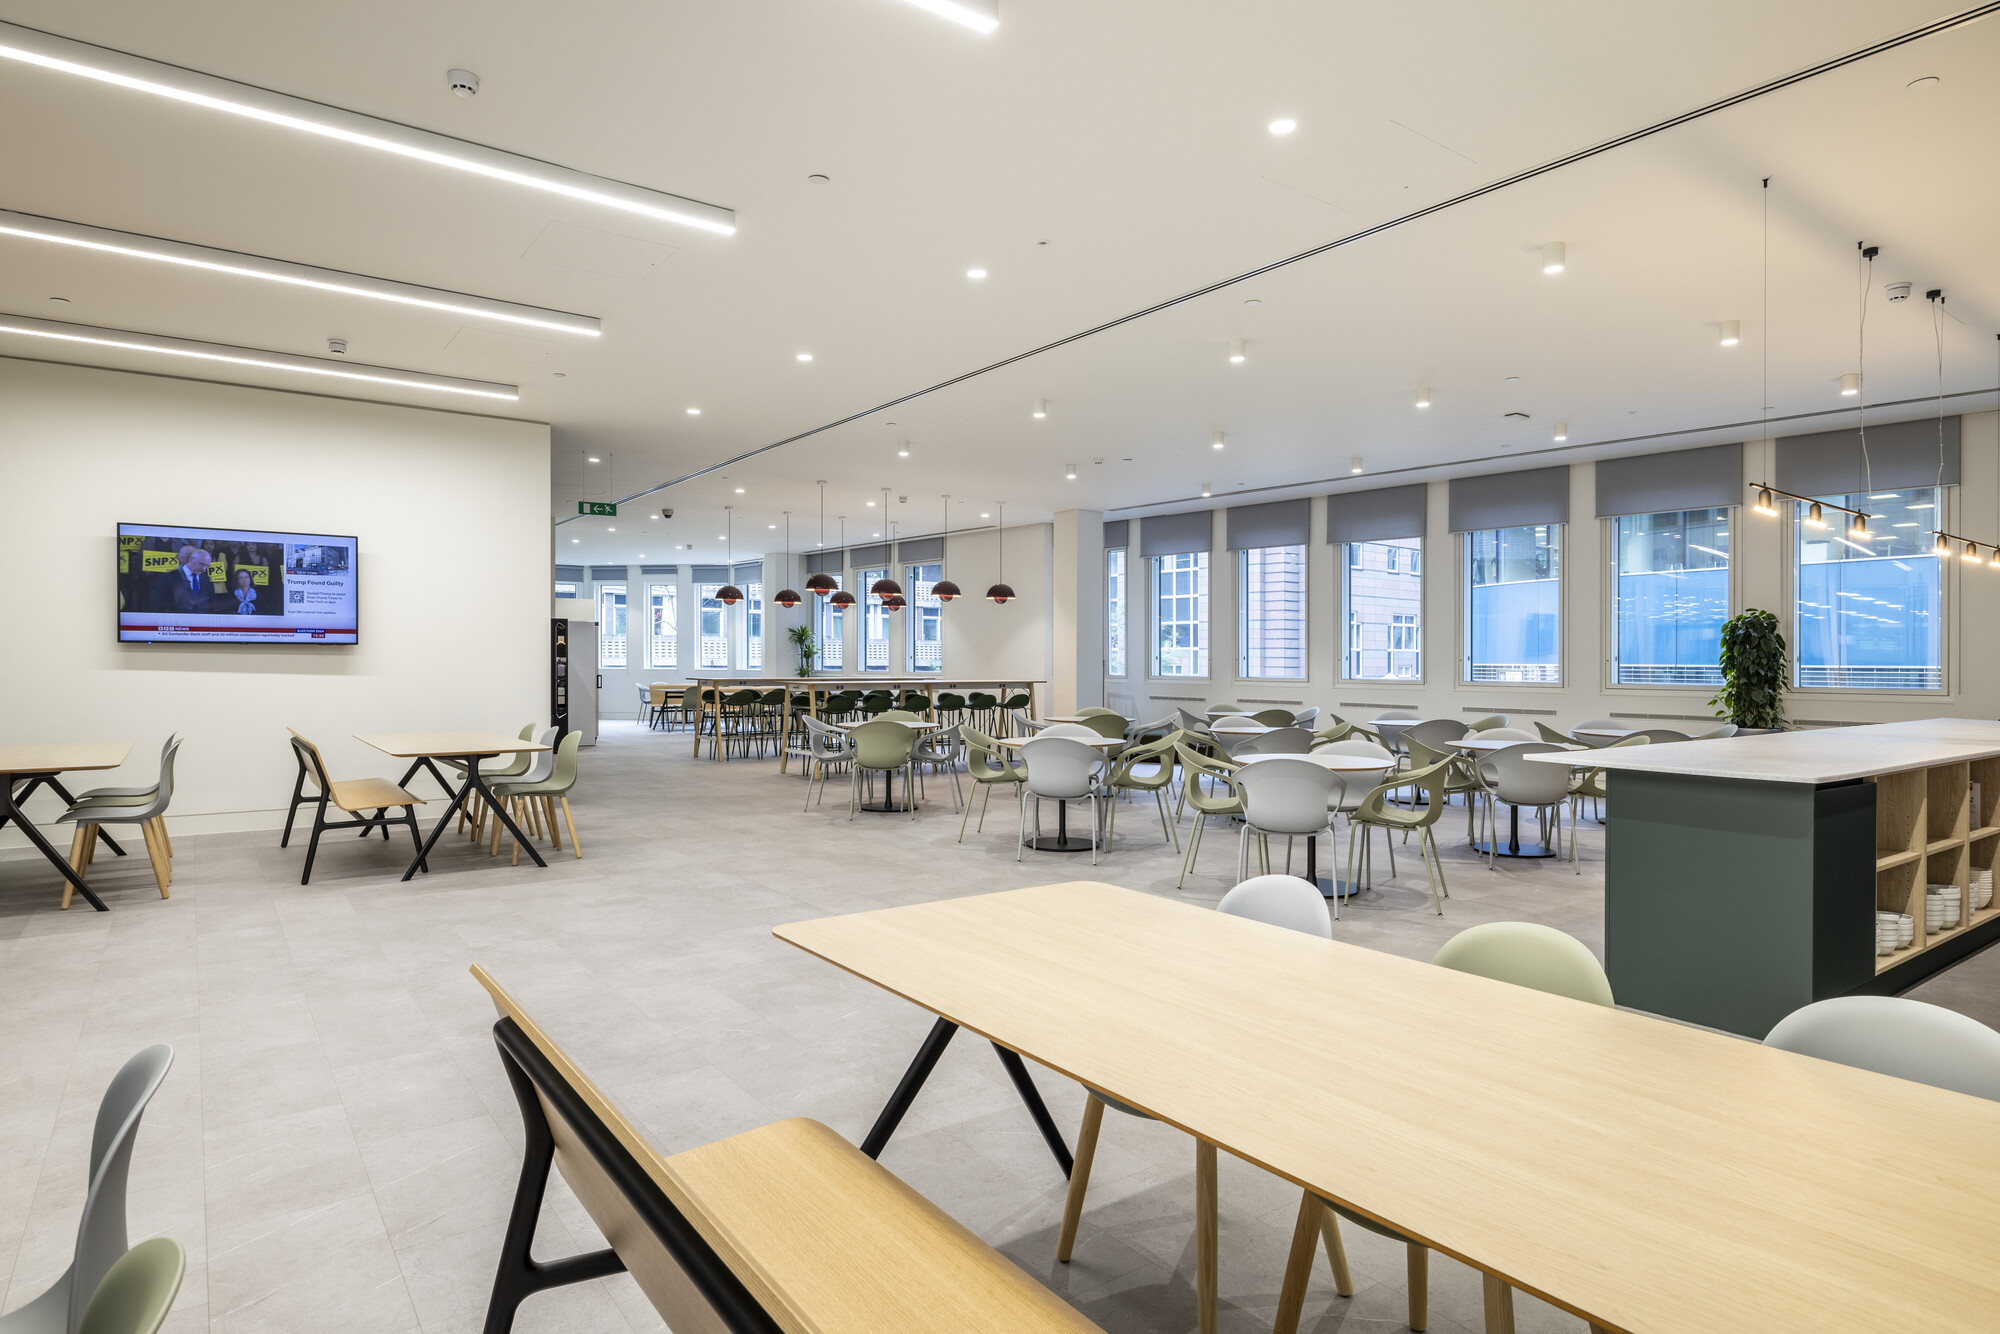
716,507,743,605
774,511,801,608
1806,502,1827,529
933,494,961,602
868,489,903,596
1965,541,1983,564
986,501,1014,604
806,480,837,596
1754,487,1778,517
1850,512,1873,540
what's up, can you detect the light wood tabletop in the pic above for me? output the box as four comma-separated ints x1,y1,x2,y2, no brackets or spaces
354,731,551,758
835,719,939,731
774,882,2000,1334
0,742,133,775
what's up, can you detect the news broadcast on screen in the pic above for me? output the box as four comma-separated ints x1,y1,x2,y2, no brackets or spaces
117,522,358,644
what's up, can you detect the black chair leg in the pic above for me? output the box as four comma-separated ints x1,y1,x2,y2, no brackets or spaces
301,805,328,884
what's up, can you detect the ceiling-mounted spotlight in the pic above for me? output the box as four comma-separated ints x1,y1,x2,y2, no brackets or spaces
1350,456,1363,474
1541,241,1567,275
1211,430,1225,451
1840,372,1861,396
1965,541,1983,564
1933,532,1951,555
1719,320,1740,347
1553,421,1568,442
1032,399,1046,419
1228,338,1246,363
1806,502,1827,529
897,441,910,457
901,0,999,33
1755,487,1778,516
1987,547,2000,569
1415,384,1431,409
1200,482,1212,498
1065,463,1078,479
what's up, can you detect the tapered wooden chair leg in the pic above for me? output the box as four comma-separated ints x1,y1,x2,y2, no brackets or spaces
1482,1274,1515,1334
155,816,172,858
1317,1205,1355,1296
139,820,170,897
1194,1139,1218,1334
1272,1191,1324,1334
1055,1095,1105,1262
561,798,582,857
1406,1242,1429,1330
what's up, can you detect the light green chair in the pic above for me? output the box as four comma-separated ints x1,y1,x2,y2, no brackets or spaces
1535,720,1572,744
1250,708,1296,727
489,732,582,862
1074,710,1130,741
453,723,535,840
1567,734,1649,865
878,709,922,722
1466,713,1510,732
76,1238,184,1334
849,719,918,821
958,727,1025,841
1308,722,1355,747
1173,743,1243,887
1405,734,1483,843
1102,732,1180,852
1344,758,1454,915
1276,923,1612,1334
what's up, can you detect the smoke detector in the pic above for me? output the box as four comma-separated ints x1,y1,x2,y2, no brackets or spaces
447,68,480,97
326,338,347,355
1886,282,1913,303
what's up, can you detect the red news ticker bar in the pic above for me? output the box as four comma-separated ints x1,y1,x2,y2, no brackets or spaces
123,625,357,634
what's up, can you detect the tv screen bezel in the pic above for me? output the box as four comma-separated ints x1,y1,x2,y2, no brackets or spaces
116,520,360,646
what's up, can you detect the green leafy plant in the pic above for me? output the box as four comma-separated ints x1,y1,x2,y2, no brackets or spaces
787,624,817,678
1711,608,1788,730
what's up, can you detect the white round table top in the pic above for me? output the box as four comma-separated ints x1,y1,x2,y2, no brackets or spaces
1453,736,1578,753
1209,720,1273,734
994,733,1123,748
1239,751,1395,772
1573,727,1633,738
836,718,939,730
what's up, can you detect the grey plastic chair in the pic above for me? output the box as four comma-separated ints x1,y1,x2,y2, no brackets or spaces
1230,727,1314,758
1473,742,1573,868
794,715,854,810
1763,995,2000,1101
56,742,182,906
1174,707,1213,735
912,723,965,812
1290,707,1321,729
1630,727,1691,744
1693,722,1740,740
1234,758,1340,881
75,1238,183,1334
1017,736,1105,864
1061,875,1330,1334
0,1045,174,1334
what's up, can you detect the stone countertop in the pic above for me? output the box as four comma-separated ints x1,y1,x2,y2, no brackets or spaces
1522,718,2000,784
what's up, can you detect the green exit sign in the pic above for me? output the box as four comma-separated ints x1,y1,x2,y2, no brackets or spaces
578,502,618,517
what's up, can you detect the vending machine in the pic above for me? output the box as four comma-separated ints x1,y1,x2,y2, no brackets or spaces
551,616,599,747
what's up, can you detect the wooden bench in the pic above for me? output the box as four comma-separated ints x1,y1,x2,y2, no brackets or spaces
471,965,1106,1334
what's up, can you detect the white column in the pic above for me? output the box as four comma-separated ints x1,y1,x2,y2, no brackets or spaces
1052,509,1105,715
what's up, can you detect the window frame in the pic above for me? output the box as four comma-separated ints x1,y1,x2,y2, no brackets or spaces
1602,507,1738,693
1235,543,1309,681
554,581,579,601
1784,486,1951,696
1458,524,1565,688
812,574,845,673
1148,550,1211,680
904,562,943,675
1106,547,1127,678
856,566,891,672
695,583,730,670
738,579,763,671
596,583,628,669
647,582,677,669
1339,536,1425,685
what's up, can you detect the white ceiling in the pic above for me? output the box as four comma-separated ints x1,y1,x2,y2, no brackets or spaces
3,0,1997,567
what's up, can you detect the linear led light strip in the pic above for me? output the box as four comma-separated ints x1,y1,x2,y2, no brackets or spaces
0,313,518,400
0,210,600,337
0,20,735,235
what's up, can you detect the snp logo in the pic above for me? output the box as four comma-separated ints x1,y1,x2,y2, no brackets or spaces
288,590,305,604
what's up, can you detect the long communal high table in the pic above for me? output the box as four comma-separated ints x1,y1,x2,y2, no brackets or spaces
776,882,2000,1334
681,676,1044,769
0,742,132,912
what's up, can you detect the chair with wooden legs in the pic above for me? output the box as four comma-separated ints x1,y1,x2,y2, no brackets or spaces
280,730,426,885
56,740,183,907
1059,875,1332,1334
1274,922,1614,1334
56,733,179,867
489,732,582,863
450,724,537,841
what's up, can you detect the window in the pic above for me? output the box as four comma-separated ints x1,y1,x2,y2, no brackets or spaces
648,583,677,668
1106,548,1126,677
1463,525,1561,683
905,563,942,673
858,567,890,671
1611,509,1729,686
1238,545,1307,678
597,585,627,667
1342,538,1422,680
1151,552,1210,677
1794,487,1942,690
814,576,845,671
697,584,729,668
554,581,578,600
741,582,763,670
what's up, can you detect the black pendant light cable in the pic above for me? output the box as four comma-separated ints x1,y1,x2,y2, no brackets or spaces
717,508,743,604
933,495,961,602
805,481,836,597
775,512,801,608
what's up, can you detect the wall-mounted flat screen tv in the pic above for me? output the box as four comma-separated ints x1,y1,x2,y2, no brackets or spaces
118,522,358,644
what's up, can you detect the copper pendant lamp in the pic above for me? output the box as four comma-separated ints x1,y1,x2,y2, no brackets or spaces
985,500,1014,604
715,507,743,605
806,480,837,597
774,511,801,608
869,488,903,596
932,493,961,602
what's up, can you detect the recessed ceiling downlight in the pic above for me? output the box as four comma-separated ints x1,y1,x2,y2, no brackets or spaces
1267,118,1297,135
901,0,999,33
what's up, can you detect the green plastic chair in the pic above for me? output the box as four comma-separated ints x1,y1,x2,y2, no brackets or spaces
1250,708,1295,728
1173,743,1243,887
490,731,582,863
958,727,1026,841
1102,732,1180,852
1466,714,1510,732
76,1238,184,1334
1309,722,1355,748
877,709,921,722
1345,757,1454,916
849,719,918,820
1405,734,1483,845
934,692,968,726
1534,720,1571,744
1075,712,1129,741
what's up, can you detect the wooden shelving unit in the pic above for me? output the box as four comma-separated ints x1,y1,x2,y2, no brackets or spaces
1872,757,2000,975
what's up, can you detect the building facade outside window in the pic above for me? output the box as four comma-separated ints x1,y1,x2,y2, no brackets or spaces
1106,548,1126,677
1463,525,1561,683
813,576,844,671
1152,552,1209,677
905,562,942,673
740,582,763,670
648,583,677,668
597,585,627,668
1237,544,1306,678
1794,487,1943,690
858,567,890,671
697,584,728,668
554,581,578,600
1611,509,1729,686
1342,538,1422,680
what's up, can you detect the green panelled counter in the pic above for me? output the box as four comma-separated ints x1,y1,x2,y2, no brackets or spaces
1528,719,2000,1037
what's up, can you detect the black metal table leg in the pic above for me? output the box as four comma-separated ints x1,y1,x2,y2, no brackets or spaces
401,755,548,880
860,1017,958,1158
29,778,128,856
991,1044,1074,1177
0,776,108,911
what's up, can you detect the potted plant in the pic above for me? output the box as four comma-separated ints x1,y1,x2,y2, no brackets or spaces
787,624,817,678
1710,608,1788,732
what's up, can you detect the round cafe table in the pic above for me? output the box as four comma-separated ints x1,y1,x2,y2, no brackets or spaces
837,719,938,813
1238,751,1395,897
994,734,1122,851
1449,735,1579,858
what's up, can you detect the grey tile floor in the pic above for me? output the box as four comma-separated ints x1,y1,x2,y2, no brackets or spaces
1,722,1993,1334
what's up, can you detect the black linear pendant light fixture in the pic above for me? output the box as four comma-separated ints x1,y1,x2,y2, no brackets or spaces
870,488,903,596
806,480,837,597
774,511,801,608
933,494,961,602
986,501,1014,604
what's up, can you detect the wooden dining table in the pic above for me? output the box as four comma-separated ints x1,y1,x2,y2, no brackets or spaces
0,742,132,912
355,731,551,881
776,883,2000,1334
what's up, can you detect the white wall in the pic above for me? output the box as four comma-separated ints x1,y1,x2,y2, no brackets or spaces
1102,411,2000,729
0,358,551,846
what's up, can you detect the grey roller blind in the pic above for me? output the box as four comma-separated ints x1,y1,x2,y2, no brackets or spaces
690,564,727,582
553,564,584,581
1776,416,1960,495
805,549,842,575
1138,509,1213,558
897,536,942,564
1595,443,1743,518
1225,498,1310,551
1448,465,1569,532
1327,483,1427,544
1103,519,1129,548
638,564,678,575
588,564,628,581
732,561,762,583
849,542,890,567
